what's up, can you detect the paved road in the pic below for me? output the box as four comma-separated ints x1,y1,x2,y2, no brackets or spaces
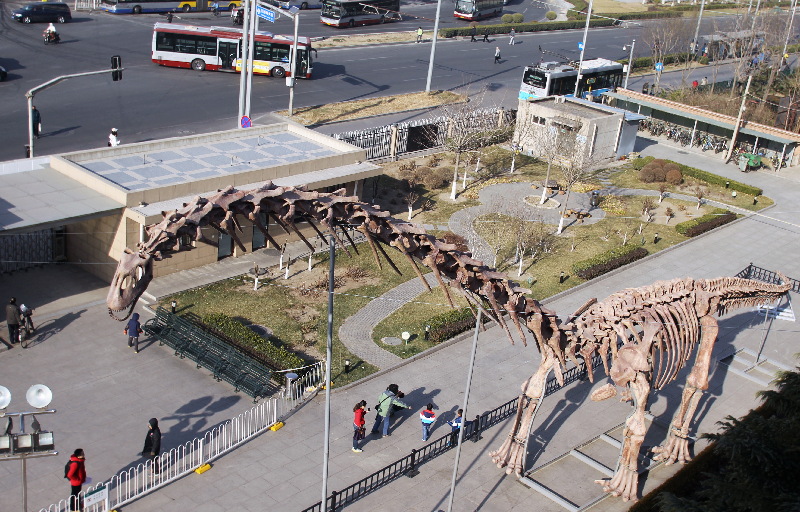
0,4,748,161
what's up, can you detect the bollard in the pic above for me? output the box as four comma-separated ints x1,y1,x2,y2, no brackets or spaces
406,448,420,477
471,414,482,443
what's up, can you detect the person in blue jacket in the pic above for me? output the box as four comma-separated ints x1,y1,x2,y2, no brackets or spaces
124,312,143,353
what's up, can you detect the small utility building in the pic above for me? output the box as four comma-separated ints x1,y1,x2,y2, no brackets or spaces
515,96,644,166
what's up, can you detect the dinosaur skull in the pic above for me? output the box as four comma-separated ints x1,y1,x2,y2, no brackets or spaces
107,249,154,320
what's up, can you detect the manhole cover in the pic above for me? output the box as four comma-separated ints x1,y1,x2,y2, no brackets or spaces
247,324,273,338
382,336,402,346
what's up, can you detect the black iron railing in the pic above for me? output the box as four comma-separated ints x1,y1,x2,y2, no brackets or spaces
300,352,607,512
735,263,800,293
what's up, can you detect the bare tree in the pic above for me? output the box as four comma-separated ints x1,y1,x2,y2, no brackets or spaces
405,188,419,221
430,95,512,201
555,133,592,235
658,183,668,203
641,197,657,222
640,17,693,93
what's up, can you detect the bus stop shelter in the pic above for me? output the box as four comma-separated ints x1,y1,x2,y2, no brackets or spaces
605,89,800,167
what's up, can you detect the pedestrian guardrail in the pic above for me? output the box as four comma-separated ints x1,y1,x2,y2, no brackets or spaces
39,360,325,512
300,352,607,512
735,262,800,293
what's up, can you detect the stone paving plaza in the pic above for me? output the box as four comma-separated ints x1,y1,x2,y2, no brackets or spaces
2,139,800,511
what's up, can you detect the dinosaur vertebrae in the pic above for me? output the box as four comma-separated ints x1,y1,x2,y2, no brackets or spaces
124,182,556,345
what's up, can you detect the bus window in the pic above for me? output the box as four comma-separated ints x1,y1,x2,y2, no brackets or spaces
522,69,546,89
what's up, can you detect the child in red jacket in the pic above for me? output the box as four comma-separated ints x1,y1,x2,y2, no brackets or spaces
352,400,367,453
67,448,86,512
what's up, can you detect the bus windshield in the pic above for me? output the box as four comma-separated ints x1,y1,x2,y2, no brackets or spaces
522,68,546,89
321,0,341,17
455,0,474,13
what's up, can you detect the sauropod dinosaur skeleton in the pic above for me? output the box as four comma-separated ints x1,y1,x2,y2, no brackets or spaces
106,182,790,502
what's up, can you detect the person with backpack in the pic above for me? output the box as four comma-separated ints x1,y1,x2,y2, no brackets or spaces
142,418,162,473
420,403,436,441
124,312,143,353
370,384,410,437
65,448,86,512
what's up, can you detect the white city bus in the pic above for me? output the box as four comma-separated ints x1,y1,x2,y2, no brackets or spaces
320,0,400,27
519,58,623,101
454,0,502,21
152,23,313,78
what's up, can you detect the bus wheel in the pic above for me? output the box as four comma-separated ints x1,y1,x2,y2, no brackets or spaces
132,5,142,14
271,66,286,78
300,1,308,8
182,3,191,11
348,19,355,28
191,59,206,71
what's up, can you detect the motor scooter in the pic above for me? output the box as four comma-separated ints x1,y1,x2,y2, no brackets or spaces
43,32,60,45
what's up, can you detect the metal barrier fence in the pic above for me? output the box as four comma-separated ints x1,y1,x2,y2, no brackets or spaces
332,107,516,162
39,360,326,512
735,263,800,293
301,352,607,512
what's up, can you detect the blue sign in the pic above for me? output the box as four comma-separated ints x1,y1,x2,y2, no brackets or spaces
241,115,252,128
655,62,664,71
256,5,275,22
577,42,584,50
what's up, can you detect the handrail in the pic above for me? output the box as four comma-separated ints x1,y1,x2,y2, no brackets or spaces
39,360,326,512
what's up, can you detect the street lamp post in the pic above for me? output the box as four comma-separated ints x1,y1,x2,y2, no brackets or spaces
573,0,594,98
0,384,58,512
425,0,443,93
623,39,636,89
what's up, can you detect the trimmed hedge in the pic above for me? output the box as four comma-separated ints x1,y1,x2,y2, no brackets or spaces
438,19,614,38
631,157,763,197
575,10,681,20
675,211,736,237
573,245,649,280
201,313,307,372
678,163,763,196
428,307,488,344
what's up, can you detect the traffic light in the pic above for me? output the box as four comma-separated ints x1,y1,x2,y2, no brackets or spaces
111,55,122,82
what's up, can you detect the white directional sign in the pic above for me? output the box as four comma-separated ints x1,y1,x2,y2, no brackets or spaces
256,5,276,22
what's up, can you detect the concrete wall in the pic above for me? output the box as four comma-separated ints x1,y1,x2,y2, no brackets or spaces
65,212,129,282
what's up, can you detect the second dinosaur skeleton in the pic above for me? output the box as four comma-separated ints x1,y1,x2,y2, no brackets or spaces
106,182,790,502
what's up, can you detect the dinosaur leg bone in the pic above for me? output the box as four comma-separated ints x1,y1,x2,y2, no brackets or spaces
653,315,717,465
490,346,555,475
596,371,651,502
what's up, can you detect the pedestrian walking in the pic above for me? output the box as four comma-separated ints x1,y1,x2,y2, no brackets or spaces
66,448,86,512
416,26,423,43
31,106,41,139
370,384,410,437
124,312,142,353
108,128,120,147
494,46,501,64
508,28,515,45
166,10,173,22
482,28,489,42
701,76,708,86
352,400,367,452
142,418,162,473
5,297,21,346
470,25,477,42
420,403,436,441
447,408,464,446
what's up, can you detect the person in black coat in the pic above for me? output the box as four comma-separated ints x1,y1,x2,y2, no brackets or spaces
142,418,162,473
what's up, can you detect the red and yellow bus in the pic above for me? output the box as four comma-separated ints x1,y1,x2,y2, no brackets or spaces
151,23,313,78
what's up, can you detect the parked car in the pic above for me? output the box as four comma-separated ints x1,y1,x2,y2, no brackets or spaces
12,2,72,24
